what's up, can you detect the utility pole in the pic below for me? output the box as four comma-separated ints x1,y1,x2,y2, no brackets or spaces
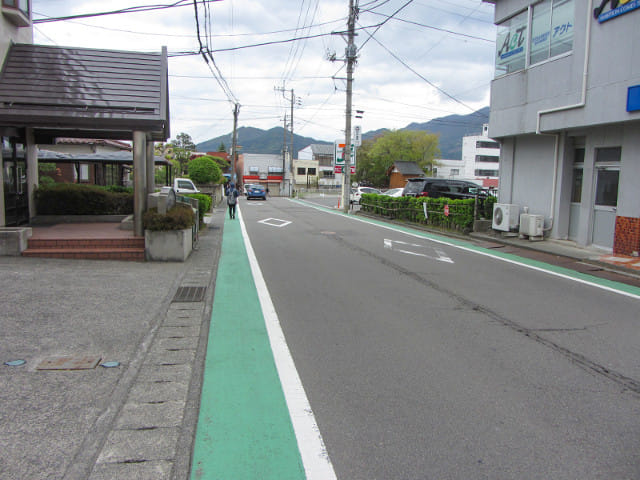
283,113,288,195
341,0,358,213
276,85,298,196
231,103,240,186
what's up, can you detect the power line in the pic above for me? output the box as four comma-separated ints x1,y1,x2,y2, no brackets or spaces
32,0,223,24
192,0,239,104
357,0,414,52
364,11,494,43
358,24,483,115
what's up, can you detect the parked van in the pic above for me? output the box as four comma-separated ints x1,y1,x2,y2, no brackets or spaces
173,178,200,194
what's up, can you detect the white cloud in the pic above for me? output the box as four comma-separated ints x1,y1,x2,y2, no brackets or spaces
32,0,496,146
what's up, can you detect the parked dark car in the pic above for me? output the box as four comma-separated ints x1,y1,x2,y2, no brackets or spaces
402,177,488,200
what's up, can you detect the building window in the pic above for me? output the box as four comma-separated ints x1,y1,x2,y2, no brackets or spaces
476,155,499,163
78,163,90,182
450,169,460,176
475,169,499,176
316,154,333,166
495,0,573,77
2,0,29,15
571,168,583,203
476,141,500,149
268,166,284,174
530,0,574,65
495,10,527,76
297,167,306,175
249,166,259,174
595,147,621,163
308,168,316,175
322,170,335,178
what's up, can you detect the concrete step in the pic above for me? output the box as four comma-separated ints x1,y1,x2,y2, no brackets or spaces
23,237,145,261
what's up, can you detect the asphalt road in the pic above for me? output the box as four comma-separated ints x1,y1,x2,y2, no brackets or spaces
239,195,640,480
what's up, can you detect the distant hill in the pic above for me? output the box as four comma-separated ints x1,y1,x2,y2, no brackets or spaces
362,107,490,159
196,107,490,160
196,126,330,156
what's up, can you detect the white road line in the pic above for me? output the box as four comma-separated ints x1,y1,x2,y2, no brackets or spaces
291,198,640,301
237,207,337,480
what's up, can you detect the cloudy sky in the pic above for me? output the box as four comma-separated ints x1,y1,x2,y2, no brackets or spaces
31,0,497,146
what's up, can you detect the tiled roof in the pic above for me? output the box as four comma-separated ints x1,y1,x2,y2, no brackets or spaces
0,44,169,141
310,144,333,155
393,161,423,175
54,138,132,151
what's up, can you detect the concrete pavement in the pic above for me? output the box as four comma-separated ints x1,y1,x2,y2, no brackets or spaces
1,196,639,480
0,204,225,480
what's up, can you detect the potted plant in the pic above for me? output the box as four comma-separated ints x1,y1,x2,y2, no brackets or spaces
143,204,195,261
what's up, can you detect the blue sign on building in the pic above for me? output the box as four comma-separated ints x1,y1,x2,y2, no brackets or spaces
627,85,640,112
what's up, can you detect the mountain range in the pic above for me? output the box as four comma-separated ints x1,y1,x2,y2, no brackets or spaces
196,106,490,160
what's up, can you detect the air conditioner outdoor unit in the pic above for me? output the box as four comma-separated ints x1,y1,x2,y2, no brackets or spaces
492,203,520,231
519,214,544,238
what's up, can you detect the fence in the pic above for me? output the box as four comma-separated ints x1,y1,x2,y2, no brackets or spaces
359,194,496,233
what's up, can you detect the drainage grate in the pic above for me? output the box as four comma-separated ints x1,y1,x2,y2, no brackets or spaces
172,286,207,303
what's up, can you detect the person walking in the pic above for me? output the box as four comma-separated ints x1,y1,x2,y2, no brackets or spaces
227,183,239,219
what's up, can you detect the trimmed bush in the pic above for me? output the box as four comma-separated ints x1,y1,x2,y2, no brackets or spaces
34,184,133,215
188,156,222,184
143,205,195,231
184,193,212,226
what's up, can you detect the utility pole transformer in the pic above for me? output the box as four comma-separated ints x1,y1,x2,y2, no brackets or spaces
342,0,358,213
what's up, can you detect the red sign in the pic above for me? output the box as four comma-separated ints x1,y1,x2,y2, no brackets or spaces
444,204,450,217
334,166,356,174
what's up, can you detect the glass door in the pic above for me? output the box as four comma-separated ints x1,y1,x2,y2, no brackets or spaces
591,165,619,250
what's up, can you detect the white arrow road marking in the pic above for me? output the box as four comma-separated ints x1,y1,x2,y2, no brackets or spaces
384,239,454,263
258,218,292,228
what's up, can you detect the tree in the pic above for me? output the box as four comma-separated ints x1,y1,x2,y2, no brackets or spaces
355,130,440,187
169,132,196,175
188,156,222,185
217,142,227,152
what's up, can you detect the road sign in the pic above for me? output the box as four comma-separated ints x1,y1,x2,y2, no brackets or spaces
334,141,356,166
334,166,356,174
444,204,450,217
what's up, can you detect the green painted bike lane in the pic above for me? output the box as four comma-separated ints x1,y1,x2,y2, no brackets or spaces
190,213,306,480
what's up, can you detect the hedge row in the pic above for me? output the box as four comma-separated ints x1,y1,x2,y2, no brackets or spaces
359,194,497,233
34,184,133,215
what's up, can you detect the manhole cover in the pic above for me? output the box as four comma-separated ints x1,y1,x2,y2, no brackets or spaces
172,286,207,302
36,355,101,370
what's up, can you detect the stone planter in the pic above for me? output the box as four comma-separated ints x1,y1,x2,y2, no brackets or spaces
144,228,192,261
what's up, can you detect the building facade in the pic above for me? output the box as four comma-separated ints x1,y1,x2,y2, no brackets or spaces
297,144,339,188
1,0,32,226
434,125,500,190
487,0,640,254
241,153,290,195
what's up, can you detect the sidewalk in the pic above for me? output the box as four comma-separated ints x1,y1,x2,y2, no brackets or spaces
469,230,640,278
0,205,226,480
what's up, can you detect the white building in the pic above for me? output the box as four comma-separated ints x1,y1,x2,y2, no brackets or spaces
297,144,339,189
434,125,500,190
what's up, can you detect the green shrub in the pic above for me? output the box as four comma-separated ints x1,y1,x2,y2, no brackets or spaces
143,205,195,231
184,193,212,226
188,156,222,184
34,184,133,215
